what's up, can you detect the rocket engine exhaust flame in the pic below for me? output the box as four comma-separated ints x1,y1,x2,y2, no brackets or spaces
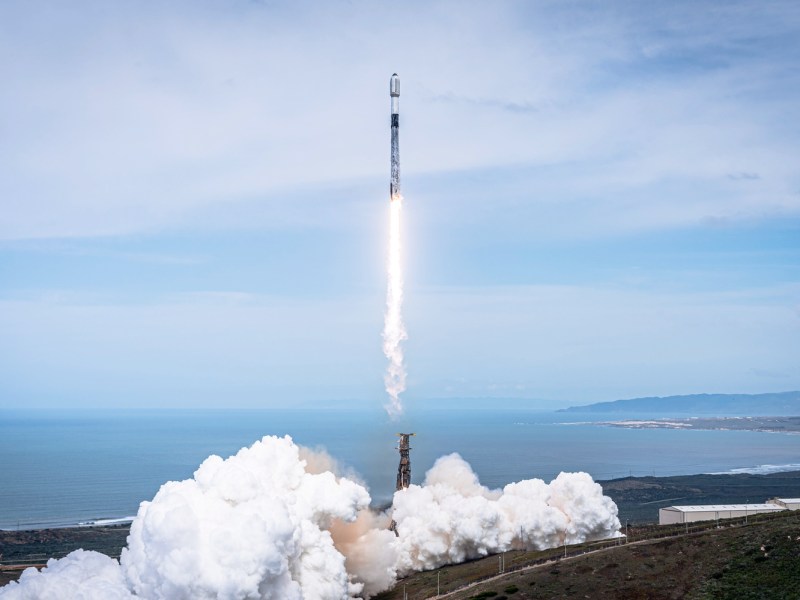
382,197,406,418
383,73,406,418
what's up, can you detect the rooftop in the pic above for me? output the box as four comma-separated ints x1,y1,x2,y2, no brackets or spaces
663,504,785,512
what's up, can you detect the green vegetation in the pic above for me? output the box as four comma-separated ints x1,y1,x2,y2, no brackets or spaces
691,526,800,599
375,511,800,599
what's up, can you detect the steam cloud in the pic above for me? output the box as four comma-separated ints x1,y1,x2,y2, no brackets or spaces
382,198,407,418
0,436,620,599
392,454,620,574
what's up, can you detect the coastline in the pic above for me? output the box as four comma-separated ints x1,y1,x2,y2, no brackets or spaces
3,469,800,578
592,416,800,434
0,516,135,534
0,525,130,587
4,465,800,532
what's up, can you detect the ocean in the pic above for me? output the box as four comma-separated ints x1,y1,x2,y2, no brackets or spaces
1,407,798,530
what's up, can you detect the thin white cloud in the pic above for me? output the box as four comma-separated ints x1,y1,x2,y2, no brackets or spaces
1,1,798,239
2,282,797,407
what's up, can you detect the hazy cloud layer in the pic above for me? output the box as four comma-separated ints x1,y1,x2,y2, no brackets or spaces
2,1,799,407
1,283,797,407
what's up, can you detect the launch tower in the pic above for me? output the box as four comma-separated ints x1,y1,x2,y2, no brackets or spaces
395,433,415,491
389,433,415,535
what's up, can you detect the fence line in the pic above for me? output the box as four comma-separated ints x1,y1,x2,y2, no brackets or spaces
428,509,800,599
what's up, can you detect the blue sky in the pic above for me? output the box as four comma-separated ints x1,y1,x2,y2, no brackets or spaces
1,0,799,409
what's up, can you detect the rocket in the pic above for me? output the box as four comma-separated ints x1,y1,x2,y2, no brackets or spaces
390,73,400,201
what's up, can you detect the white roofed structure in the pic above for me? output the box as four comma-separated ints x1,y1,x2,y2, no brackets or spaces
659,503,785,525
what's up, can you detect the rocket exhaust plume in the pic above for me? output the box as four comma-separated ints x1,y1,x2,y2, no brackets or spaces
382,73,406,418
0,75,623,599
382,199,406,417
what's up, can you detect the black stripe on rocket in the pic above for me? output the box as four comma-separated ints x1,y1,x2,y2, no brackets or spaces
390,73,401,200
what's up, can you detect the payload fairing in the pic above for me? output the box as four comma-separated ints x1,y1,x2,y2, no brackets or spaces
390,73,400,201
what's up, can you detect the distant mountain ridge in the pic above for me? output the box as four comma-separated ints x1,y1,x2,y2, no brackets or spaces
559,391,800,415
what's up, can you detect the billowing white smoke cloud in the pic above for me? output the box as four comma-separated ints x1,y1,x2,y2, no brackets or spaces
0,549,133,599
121,436,371,599
0,440,619,599
0,436,376,600
391,453,620,574
329,510,398,598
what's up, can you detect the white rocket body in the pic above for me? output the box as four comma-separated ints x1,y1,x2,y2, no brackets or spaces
390,73,400,200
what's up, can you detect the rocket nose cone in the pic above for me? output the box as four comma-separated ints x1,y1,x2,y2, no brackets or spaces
390,73,400,97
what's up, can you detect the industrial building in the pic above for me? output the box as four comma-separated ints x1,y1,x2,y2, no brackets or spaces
768,497,800,510
659,504,786,525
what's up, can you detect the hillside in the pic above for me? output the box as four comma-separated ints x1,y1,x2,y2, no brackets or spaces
559,391,800,415
374,510,800,599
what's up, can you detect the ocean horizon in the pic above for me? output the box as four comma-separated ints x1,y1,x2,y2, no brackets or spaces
2,407,799,531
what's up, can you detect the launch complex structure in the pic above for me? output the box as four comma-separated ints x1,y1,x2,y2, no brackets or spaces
390,433,415,535
395,433,415,491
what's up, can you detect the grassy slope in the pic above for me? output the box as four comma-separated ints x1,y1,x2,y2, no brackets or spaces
375,511,800,600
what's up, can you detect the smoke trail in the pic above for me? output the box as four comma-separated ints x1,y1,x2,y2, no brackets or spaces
382,197,407,418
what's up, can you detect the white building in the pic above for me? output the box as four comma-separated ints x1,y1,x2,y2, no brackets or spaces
768,498,800,510
659,504,785,525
